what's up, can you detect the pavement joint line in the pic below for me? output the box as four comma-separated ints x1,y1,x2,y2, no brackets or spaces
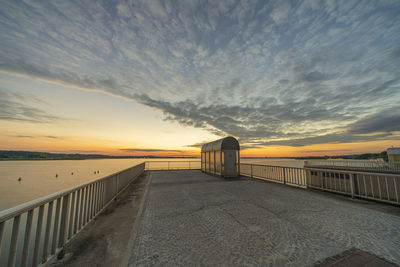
120,172,152,267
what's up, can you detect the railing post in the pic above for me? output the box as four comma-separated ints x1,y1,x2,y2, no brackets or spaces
8,214,21,267
0,221,4,245
349,173,355,199
21,209,33,267
68,192,75,240
42,201,54,263
87,185,93,222
305,169,310,188
33,205,45,266
238,153,240,176
73,190,81,234
57,194,70,259
83,187,89,225
283,167,286,185
51,198,61,255
115,174,119,200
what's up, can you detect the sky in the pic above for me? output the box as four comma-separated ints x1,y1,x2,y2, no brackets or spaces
0,0,399,157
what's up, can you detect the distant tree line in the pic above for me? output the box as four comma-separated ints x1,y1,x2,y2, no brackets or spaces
0,150,197,160
294,151,388,162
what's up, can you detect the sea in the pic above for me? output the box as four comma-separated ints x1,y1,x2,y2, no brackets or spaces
0,158,304,212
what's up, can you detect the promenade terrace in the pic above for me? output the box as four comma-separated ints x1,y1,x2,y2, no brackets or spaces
1,162,399,266
125,170,400,266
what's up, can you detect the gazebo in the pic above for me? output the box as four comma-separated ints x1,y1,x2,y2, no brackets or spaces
201,136,240,177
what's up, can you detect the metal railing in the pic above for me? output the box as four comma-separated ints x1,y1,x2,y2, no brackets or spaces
0,163,145,267
240,163,307,188
306,167,400,205
304,159,400,173
1,159,398,266
145,161,201,171
240,163,400,205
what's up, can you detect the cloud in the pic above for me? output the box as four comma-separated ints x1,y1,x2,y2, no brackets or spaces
9,135,58,139
260,132,399,147
66,150,101,154
135,93,352,139
300,149,353,153
348,108,400,134
186,141,260,150
0,89,63,123
120,148,184,153
1,0,400,148
184,142,204,148
0,58,129,98
270,1,290,24
299,71,337,83
116,3,132,17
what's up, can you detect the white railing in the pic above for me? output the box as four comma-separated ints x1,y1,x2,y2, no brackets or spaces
240,162,400,205
304,159,400,172
2,159,398,266
145,161,201,171
305,167,400,205
0,163,145,267
240,163,307,188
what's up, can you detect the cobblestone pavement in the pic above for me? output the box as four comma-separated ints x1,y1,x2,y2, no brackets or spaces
127,170,400,266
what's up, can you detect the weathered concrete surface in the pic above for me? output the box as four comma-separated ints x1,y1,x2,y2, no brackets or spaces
128,170,400,266
314,248,397,266
50,171,150,267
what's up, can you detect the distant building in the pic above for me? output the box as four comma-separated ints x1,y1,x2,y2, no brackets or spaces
387,147,400,167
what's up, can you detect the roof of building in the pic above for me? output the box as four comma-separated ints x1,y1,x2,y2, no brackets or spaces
201,136,240,152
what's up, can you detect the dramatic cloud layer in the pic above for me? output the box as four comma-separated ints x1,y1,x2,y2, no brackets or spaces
0,89,62,123
1,0,399,148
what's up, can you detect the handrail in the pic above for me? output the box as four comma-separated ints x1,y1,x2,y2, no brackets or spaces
240,163,307,187
0,162,145,267
144,160,201,170
240,162,304,170
304,159,400,172
0,161,201,222
304,167,400,177
240,163,399,205
0,164,143,223
305,166,400,206
1,159,398,266
0,160,204,267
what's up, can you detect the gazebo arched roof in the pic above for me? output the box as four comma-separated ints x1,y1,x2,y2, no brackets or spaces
201,136,240,152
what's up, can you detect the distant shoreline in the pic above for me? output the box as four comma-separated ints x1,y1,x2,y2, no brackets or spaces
0,150,199,161
0,150,387,161
0,157,200,161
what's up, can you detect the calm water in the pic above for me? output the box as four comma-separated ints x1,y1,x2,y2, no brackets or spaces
0,158,303,211
0,158,196,211
241,158,304,168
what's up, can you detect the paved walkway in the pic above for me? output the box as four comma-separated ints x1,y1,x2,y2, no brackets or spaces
127,170,400,266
